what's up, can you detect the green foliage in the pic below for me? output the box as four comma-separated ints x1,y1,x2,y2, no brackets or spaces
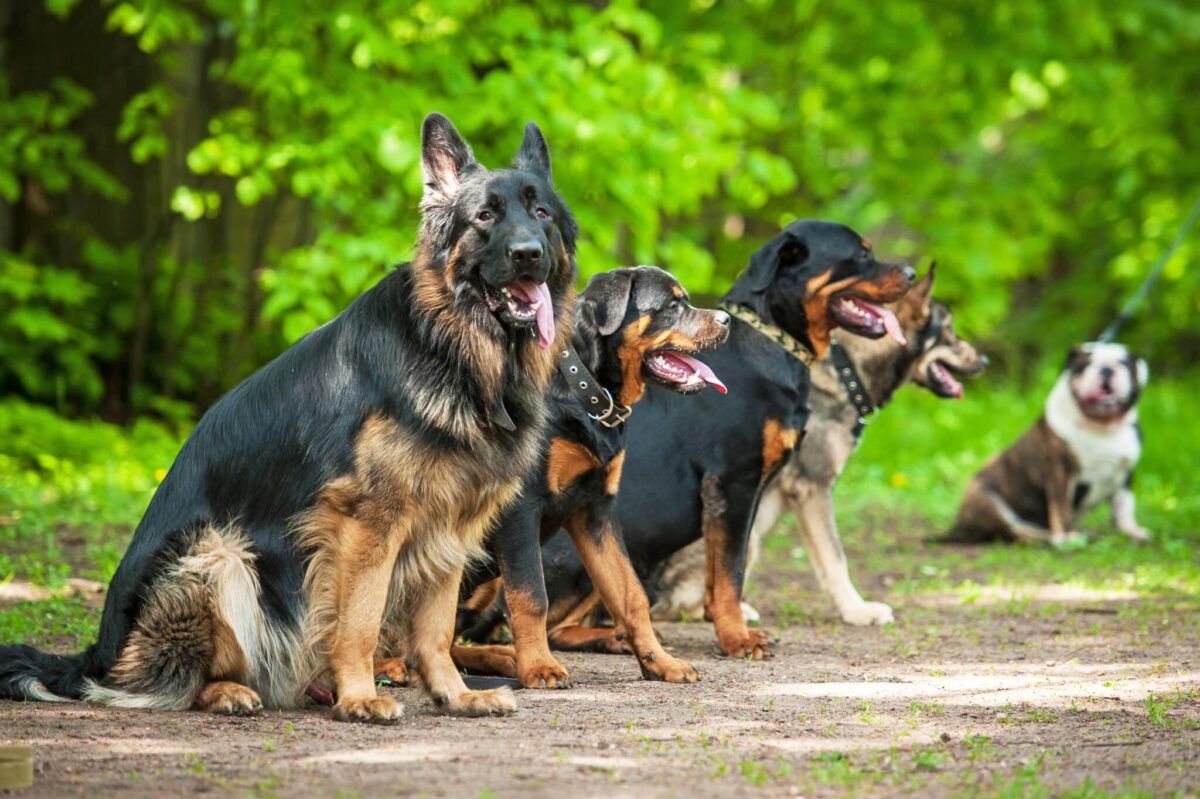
1,1,1197,415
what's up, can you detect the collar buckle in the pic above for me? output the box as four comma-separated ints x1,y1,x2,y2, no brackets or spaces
587,387,632,428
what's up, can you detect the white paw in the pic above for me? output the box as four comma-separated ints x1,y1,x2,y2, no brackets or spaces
1050,531,1089,549
1121,526,1151,542
740,601,761,624
840,601,895,626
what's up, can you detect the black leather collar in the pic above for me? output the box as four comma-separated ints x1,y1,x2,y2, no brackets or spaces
828,337,875,437
557,346,632,429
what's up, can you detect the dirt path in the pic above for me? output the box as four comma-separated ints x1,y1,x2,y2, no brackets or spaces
3,550,1198,798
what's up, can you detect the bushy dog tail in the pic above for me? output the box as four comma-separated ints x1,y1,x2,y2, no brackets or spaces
0,644,98,702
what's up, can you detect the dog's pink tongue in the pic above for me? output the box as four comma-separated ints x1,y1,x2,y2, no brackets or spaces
673,353,727,394
534,280,554,349
874,304,906,345
510,278,555,349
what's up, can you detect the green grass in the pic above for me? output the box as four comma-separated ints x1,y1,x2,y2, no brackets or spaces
762,369,1200,607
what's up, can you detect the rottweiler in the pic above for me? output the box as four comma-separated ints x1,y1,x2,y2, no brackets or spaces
433,266,729,689
480,220,914,660
0,113,577,723
945,342,1148,546
655,268,987,625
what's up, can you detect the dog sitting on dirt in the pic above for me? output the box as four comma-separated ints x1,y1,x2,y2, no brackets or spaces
432,266,730,689
653,268,987,626
944,342,1148,546
0,113,577,723
526,221,914,660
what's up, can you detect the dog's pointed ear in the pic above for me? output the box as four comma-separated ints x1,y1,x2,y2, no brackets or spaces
421,112,477,205
512,121,552,183
912,262,936,306
747,231,807,292
582,269,635,337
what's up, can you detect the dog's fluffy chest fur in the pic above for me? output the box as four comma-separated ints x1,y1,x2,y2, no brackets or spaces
1044,377,1141,512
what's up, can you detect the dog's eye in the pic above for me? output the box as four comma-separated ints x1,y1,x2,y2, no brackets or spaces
535,207,550,221
477,209,494,222
668,299,682,311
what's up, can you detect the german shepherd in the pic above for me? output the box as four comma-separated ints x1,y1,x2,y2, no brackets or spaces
0,113,577,723
442,266,728,689
530,221,915,660
654,268,987,624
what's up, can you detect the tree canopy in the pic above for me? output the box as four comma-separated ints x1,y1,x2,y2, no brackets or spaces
2,0,1197,419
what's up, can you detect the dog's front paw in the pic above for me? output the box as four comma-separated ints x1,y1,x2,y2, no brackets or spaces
1121,525,1151,542
840,600,895,627
638,652,699,683
518,658,572,689
440,687,517,717
1050,531,1089,549
331,695,403,724
718,629,775,660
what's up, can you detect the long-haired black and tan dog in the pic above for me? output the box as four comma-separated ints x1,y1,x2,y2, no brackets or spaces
0,113,577,723
436,266,729,689
654,269,987,625
498,221,915,661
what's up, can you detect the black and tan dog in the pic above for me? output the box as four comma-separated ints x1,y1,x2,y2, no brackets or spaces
0,113,577,723
431,266,730,689
945,342,1148,546
524,220,914,660
655,269,987,625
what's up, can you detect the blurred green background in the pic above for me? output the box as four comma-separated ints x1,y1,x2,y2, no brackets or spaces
2,0,1198,420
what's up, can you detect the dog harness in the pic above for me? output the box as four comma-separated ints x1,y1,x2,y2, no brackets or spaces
558,346,633,429
719,303,816,367
828,336,876,437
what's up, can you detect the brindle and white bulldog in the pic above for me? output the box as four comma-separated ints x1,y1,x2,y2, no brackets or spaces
945,342,1149,546
654,269,987,625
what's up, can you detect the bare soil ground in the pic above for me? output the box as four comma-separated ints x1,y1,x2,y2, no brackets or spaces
3,534,1198,799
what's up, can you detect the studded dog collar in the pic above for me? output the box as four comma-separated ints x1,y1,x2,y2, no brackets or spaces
557,346,633,429
828,336,876,437
720,303,817,367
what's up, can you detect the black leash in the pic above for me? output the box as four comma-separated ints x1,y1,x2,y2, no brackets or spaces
557,346,632,428
828,337,875,437
1098,194,1200,342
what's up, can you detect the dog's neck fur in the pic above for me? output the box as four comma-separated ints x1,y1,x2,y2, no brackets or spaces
721,277,816,355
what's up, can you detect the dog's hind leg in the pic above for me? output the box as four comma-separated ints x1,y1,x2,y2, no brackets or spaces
194,680,263,716
788,482,894,626
449,644,518,678
403,563,516,717
86,526,269,713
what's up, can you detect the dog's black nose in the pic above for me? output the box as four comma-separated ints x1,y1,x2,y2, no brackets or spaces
901,265,916,282
714,311,731,327
508,240,543,264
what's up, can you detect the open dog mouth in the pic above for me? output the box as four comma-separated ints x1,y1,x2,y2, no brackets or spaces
927,361,965,399
644,348,727,394
483,277,555,349
1075,389,1129,421
830,294,906,345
